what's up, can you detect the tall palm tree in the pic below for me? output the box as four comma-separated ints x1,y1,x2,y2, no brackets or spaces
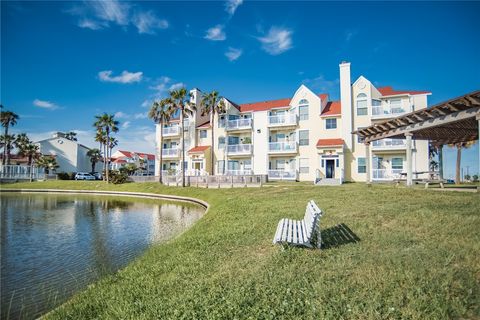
94,114,119,183
449,141,476,184
22,143,40,166
201,91,225,175
1,109,19,165
14,133,31,156
36,155,59,174
108,137,118,163
0,134,16,165
170,88,196,187
87,148,102,173
64,131,78,141
148,98,174,183
94,129,107,177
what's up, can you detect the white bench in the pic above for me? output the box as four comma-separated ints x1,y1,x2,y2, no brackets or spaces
273,200,323,248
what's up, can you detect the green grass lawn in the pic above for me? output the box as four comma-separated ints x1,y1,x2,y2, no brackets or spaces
2,181,479,319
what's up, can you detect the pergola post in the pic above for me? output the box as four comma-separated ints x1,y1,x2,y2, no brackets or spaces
438,145,444,179
405,132,413,187
365,142,371,186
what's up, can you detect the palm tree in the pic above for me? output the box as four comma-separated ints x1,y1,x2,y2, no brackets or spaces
87,148,102,173
449,141,476,184
22,143,40,166
148,98,174,183
15,133,31,154
0,134,16,165
64,131,78,141
201,91,225,175
94,114,119,183
108,137,118,162
36,155,59,174
94,129,107,177
1,109,19,165
169,88,196,187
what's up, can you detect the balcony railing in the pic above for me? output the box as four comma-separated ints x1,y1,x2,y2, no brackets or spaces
227,144,252,155
268,141,298,153
226,169,253,175
372,139,406,149
371,106,407,118
268,114,298,126
162,126,180,136
268,169,298,180
226,118,252,131
162,148,179,158
372,168,403,180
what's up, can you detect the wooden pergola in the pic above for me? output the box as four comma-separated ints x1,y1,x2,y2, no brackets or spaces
353,90,480,186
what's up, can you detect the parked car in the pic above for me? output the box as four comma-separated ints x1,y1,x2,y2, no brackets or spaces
92,172,102,180
75,172,95,180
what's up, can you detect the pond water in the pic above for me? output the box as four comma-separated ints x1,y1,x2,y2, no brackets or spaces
0,192,204,319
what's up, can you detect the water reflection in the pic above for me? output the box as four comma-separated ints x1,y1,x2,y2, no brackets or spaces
0,193,204,319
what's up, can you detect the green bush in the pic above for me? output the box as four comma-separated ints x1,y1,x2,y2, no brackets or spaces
109,170,129,184
57,172,74,180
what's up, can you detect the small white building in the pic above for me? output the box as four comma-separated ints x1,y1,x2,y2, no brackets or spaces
36,132,101,173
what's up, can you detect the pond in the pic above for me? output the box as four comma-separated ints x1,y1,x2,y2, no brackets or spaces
0,192,205,319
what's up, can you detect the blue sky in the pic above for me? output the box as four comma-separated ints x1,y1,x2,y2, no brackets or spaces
1,1,479,178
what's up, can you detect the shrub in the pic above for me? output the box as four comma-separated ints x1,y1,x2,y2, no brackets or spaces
472,174,479,182
110,170,129,184
57,172,74,180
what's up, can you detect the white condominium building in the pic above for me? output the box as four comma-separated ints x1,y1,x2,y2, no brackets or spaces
155,62,431,183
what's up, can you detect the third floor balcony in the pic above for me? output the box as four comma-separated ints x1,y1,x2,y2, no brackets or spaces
226,144,252,156
226,118,252,131
372,138,406,150
371,105,408,119
268,113,298,127
268,141,298,154
162,126,180,136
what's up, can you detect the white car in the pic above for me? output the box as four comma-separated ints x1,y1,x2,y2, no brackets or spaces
75,172,95,180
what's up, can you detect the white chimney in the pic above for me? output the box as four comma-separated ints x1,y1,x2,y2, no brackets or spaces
339,61,353,149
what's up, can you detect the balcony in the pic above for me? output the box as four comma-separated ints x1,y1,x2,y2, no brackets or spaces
372,169,403,180
371,106,407,119
161,148,180,158
226,169,253,175
226,118,252,131
226,144,252,156
268,114,298,127
268,141,298,154
268,170,298,181
372,138,406,150
162,126,180,136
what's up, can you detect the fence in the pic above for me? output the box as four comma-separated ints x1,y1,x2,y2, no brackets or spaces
0,165,47,181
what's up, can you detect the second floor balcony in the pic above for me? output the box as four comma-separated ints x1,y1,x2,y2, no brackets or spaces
161,148,180,158
372,138,406,150
226,118,252,131
226,169,253,176
371,105,407,118
268,113,298,127
162,126,180,136
226,144,252,156
268,169,298,181
268,141,298,154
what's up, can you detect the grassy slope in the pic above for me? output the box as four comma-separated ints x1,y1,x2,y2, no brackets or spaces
2,181,479,319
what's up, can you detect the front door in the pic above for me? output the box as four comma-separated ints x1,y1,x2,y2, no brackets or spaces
326,159,335,178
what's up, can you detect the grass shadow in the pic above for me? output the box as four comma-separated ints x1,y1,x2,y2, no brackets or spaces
321,223,360,249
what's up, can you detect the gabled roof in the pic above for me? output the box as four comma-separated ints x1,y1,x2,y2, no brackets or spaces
112,159,127,164
316,138,344,147
117,150,133,158
321,101,341,116
378,86,431,97
188,146,210,153
196,120,211,128
238,93,328,113
116,150,155,161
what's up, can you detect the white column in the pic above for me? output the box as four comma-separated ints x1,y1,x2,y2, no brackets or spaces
365,142,371,185
406,133,413,187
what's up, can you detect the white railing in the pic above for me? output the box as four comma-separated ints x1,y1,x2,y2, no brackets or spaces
268,141,297,153
226,118,252,130
162,126,180,136
162,148,179,157
268,114,297,126
372,168,403,180
371,106,407,117
372,139,406,149
268,169,298,180
0,165,45,180
226,169,253,175
226,144,252,155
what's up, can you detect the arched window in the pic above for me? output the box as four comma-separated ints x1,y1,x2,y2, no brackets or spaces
299,99,309,120
356,93,368,116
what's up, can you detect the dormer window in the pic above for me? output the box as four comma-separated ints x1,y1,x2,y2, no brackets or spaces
356,93,368,116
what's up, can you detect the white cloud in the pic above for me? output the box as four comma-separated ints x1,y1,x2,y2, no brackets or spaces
78,18,105,30
345,29,358,42
204,25,226,41
141,99,151,108
132,10,169,34
134,112,148,119
302,75,340,99
98,70,143,83
225,0,243,16
169,82,185,91
89,0,130,26
225,47,242,61
122,121,131,129
149,76,185,98
33,99,59,110
258,27,293,55
114,111,129,119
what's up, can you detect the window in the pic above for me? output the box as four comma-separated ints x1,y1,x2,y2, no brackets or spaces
336,159,339,167
183,161,188,170
276,159,285,170
218,115,226,128
392,158,403,170
325,118,337,129
358,157,366,173
299,104,309,121
299,130,309,146
217,160,225,174
356,93,368,116
389,99,403,113
244,159,252,170
299,158,309,174
357,127,365,143
218,136,225,149
200,130,207,138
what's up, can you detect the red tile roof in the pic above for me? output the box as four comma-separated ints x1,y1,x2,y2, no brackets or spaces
377,86,431,97
316,138,344,147
239,94,328,112
117,150,133,158
321,101,341,116
188,146,210,153
112,159,127,164
117,150,154,161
